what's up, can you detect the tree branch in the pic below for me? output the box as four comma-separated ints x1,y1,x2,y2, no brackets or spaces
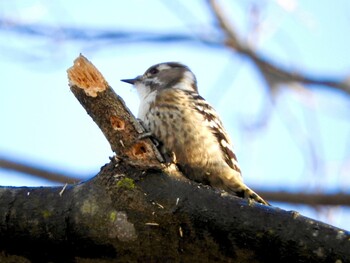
67,55,164,166
1,17,348,94
0,156,82,184
1,159,349,262
207,0,350,95
259,190,350,206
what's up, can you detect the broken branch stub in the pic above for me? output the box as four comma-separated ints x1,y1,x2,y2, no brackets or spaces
67,54,164,166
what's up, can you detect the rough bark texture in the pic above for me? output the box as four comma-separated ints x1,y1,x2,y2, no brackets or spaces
0,55,349,262
0,159,349,263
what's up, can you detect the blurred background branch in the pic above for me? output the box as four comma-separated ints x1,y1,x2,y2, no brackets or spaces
0,156,82,184
1,14,348,94
208,0,350,95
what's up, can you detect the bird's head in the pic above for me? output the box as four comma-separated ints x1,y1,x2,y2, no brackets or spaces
121,62,198,98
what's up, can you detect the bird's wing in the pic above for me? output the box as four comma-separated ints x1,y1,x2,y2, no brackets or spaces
189,92,242,174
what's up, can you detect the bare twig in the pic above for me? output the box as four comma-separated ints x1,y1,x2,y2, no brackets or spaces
0,157,82,184
207,0,350,95
2,16,348,94
259,190,350,206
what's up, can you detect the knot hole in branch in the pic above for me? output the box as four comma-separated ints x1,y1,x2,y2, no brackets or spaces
132,142,150,158
110,116,125,130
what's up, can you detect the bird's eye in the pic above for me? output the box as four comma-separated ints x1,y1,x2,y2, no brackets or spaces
149,68,159,75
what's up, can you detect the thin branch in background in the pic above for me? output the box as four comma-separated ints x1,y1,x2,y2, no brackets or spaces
0,157,84,184
260,190,350,206
207,0,350,95
0,19,215,45
0,15,348,94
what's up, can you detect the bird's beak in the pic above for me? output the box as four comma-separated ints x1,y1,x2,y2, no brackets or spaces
121,75,142,85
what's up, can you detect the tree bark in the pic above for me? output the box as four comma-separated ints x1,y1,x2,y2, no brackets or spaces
0,55,349,263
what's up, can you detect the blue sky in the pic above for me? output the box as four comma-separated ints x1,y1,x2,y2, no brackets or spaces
0,0,350,230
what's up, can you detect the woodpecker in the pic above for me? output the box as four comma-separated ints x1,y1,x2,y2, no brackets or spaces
121,62,269,205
